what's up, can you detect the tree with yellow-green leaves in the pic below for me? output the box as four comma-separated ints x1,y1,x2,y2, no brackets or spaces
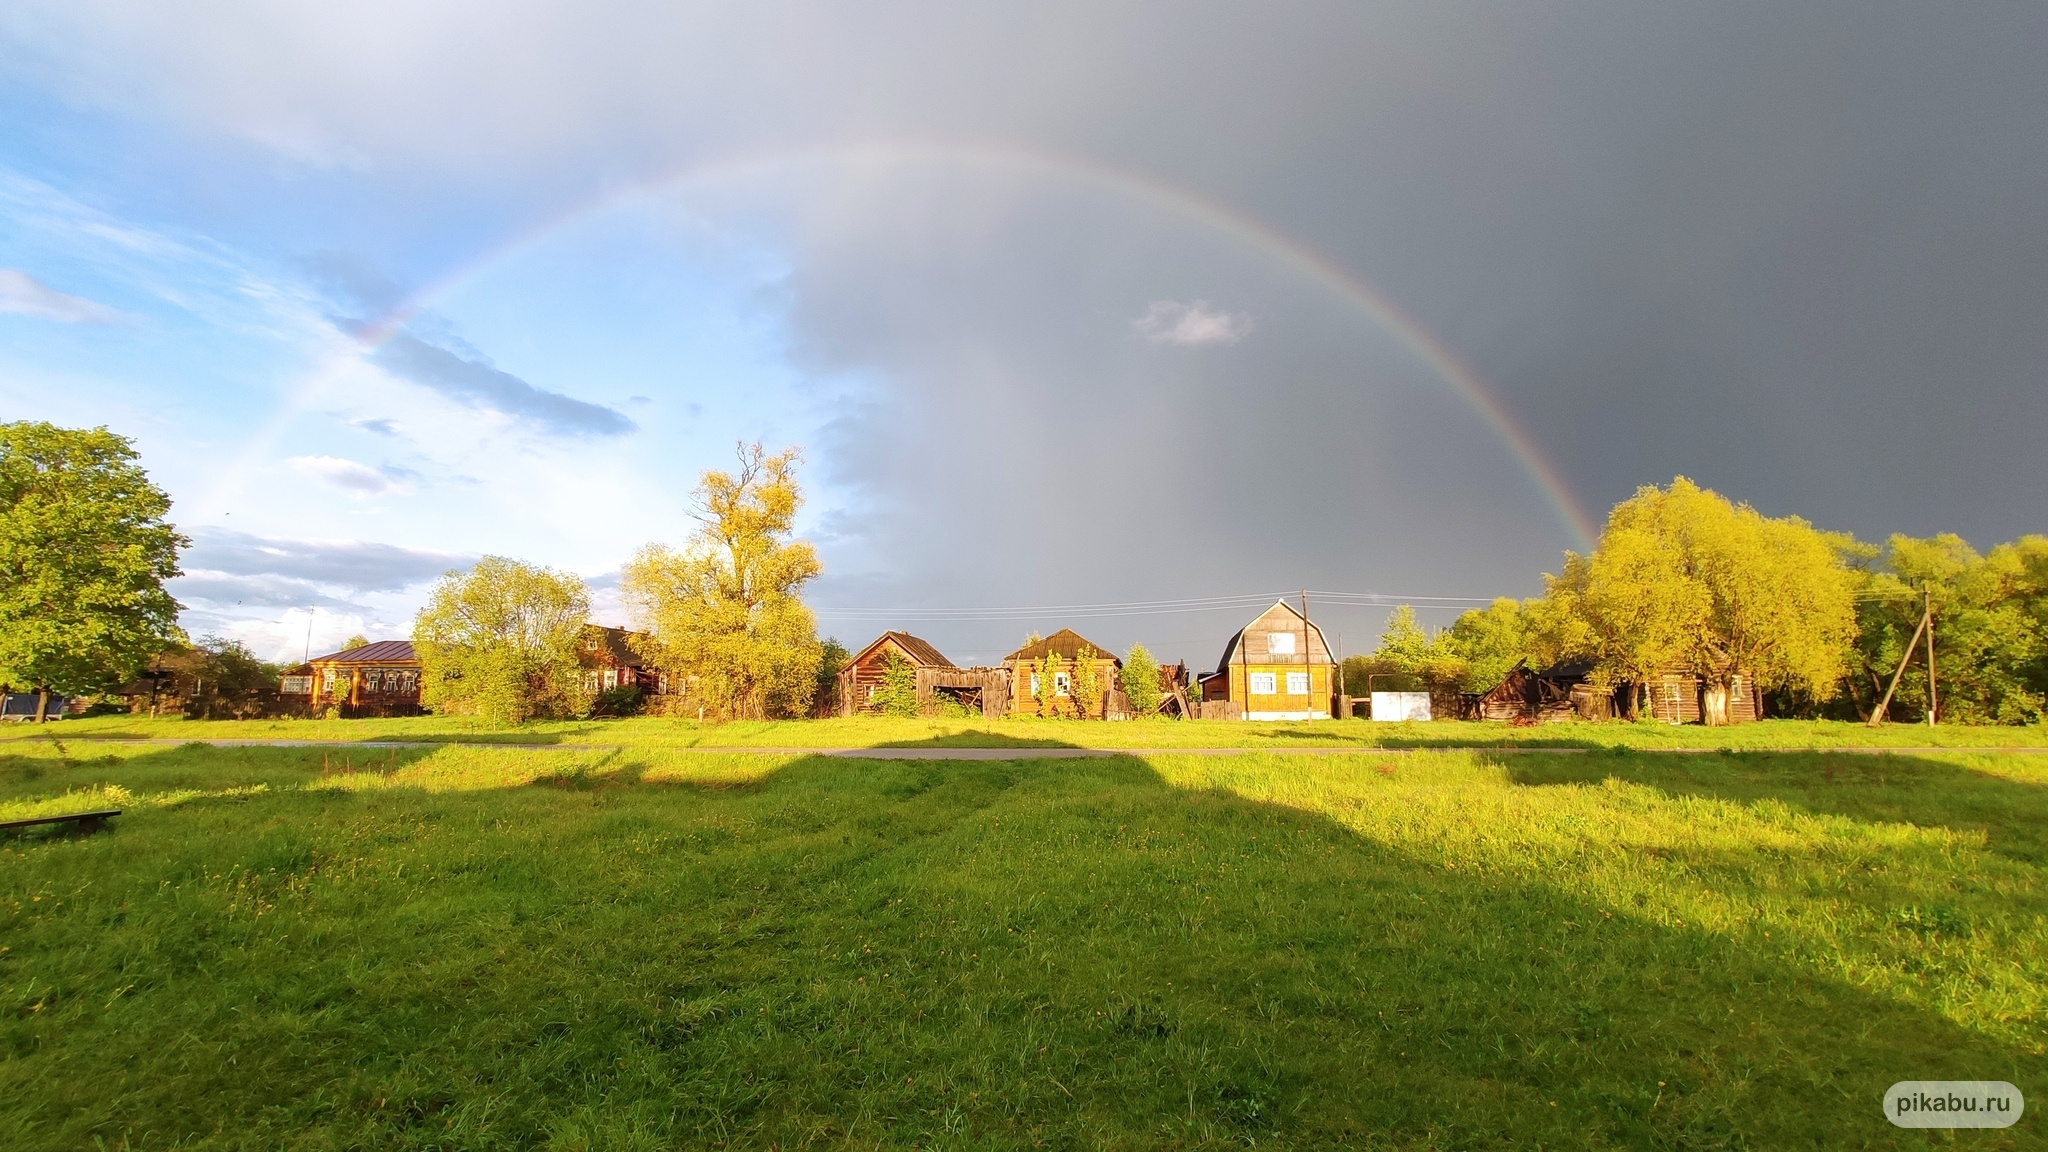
622,443,823,720
1547,477,1861,724
1034,650,1071,718
412,557,591,723
1070,646,1104,719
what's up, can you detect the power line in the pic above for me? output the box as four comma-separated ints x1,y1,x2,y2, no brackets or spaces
811,588,1501,621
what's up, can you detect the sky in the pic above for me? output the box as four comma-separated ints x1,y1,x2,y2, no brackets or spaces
2,2,2044,670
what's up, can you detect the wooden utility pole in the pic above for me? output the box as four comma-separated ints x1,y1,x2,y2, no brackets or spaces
1868,598,1933,727
1301,589,1313,714
1925,586,1938,726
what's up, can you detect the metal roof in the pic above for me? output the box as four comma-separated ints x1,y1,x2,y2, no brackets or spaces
1003,628,1118,664
309,640,418,664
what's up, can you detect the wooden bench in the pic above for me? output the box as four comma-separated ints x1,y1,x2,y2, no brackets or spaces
0,809,121,834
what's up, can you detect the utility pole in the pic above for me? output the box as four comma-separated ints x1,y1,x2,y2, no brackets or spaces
1301,589,1313,716
1925,586,1938,726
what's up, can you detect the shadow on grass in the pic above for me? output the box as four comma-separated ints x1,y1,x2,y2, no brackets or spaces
3,736,2040,1148
1508,747,2048,865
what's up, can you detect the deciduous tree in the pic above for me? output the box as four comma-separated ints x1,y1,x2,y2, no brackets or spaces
413,557,591,723
871,649,920,717
622,443,823,719
0,422,186,721
1071,646,1104,719
1550,477,1860,724
1120,643,1164,716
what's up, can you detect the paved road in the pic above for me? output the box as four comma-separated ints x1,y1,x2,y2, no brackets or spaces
17,737,2048,759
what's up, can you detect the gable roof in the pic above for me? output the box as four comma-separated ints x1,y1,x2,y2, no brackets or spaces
850,630,955,668
583,625,651,667
1004,627,1118,664
1212,600,1335,674
310,640,418,665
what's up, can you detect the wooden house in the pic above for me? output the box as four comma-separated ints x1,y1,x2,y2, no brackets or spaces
289,640,422,717
580,626,661,696
1196,600,1338,720
837,631,954,715
1004,629,1121,719
1640,670,1762,724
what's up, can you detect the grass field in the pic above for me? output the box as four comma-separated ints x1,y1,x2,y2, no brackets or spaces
4,737,2045,1148
9,713,2048,752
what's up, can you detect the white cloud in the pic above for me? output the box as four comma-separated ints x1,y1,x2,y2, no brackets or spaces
1134,300,1252,346
288,454,415,497
0,268,128,324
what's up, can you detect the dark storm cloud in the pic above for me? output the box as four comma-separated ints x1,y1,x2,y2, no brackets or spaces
183,528,472,592
370,330,636,437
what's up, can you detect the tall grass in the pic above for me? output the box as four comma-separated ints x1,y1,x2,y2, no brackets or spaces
3,741,2042,1147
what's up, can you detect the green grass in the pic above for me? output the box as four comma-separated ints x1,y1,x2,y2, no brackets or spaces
4,741,2044,1148
11,713,2048,751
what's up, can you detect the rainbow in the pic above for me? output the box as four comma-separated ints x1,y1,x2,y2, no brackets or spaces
226,139,1598,548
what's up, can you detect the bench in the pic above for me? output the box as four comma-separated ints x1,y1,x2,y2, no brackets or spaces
0,809,121,834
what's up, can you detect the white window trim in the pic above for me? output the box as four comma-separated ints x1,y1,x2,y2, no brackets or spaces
1248,671,1277,695
1267,632,1296,655
1285,671,1310,696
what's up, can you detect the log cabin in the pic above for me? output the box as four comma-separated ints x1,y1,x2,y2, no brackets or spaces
837,631,956,715
1004,629,1120,719
579,626,662,696
1196,600,1338,720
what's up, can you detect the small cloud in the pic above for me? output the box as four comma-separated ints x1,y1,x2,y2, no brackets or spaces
627,395,652,405
288,455,416,497
0,269,129,325
1135,299,1253,346
350,417,401,437
368,329,636,437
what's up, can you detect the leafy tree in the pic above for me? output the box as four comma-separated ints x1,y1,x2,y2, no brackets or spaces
0,422,187,721
1363,606,1467,695
413,556,591,723
870,649,920,717
1035,651,1072,718
183,636,283,719
1549,477,1860,724
1071,646,1105,719
1848,534,2047,724
1120,643,1164,716
622,444,823,720
340,633,370,653
815,637,850,717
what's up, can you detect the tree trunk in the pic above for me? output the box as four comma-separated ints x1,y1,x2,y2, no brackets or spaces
1702,680,1730,727
34,688,49,724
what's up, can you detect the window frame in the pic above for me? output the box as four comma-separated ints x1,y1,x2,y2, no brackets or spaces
1248,671,1278,695
1285,671,1310,696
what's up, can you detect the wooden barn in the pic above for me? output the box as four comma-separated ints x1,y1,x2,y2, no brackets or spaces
1196,600,1338,721
1466,659,1614,723
286,640,422,718
1004,629,1120,719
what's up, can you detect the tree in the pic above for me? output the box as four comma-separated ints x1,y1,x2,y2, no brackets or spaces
183,636,283,720
870,649,920,717
815,637,850,717
1550,477,1861,724
1121,643,1164,716
622,444,824,719
1848,534,2047,724
1364,606,1467,695
1071,646,1104,719
413,557,591,723
340,633,370,653
0,422,186,721
1035,651,1071,718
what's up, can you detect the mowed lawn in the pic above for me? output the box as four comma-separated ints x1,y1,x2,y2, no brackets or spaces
3,740,2045,1148
13,713,2048,751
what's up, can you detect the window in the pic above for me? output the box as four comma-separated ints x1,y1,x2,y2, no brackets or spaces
280,676,311,694
1030,673,1040,695
1266,632,1295,655
603,669,619,690
1249,671,1277,694
1286,671,1310,696
1054,672,1071,696
585,671,602,694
